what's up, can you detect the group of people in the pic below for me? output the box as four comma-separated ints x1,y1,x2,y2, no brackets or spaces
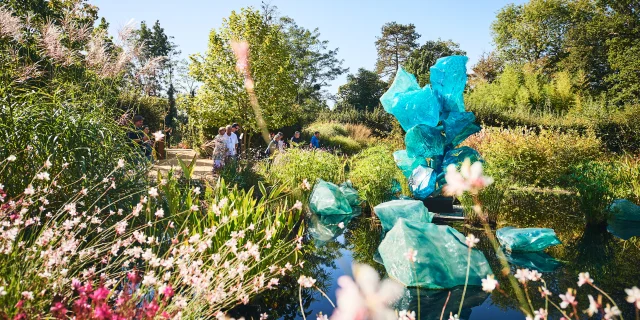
210,123,241,171
264,131,320,156
127,115,172,161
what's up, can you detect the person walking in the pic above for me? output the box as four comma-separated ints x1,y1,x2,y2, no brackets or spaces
231,123,241,155
277,132,286,152
310,131,320,149
212,127,228,172
225,125,238,161
265,133,281,156
290,131,302,145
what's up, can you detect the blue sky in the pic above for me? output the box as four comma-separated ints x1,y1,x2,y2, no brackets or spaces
92,0,526,97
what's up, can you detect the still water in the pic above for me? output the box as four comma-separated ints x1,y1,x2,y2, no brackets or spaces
235,191,640,320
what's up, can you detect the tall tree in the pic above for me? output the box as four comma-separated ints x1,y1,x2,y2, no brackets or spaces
404,39,466,86
375,22,420,80
189,7,297,136
470,51,504,85
280,16,348,103
135,20,179,96
491,0,571,71
337,68,388,111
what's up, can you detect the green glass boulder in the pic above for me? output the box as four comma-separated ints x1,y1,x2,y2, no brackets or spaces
379,219,492,288
309,179,352,216
374,199,434,233
496,227,562,252
339,181,361,206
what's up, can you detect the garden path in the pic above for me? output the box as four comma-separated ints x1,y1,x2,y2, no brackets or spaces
150,149,213,180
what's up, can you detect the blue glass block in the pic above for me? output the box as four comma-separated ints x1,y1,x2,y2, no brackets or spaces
405,124,445,159
442,147,483,171
388,85,441,131
393,150,427,179
380,67,421,113
309,179,353,216
409,165,437,200
379,219,492,288
430,56,468,113
443,111,482,147
496,227,562,252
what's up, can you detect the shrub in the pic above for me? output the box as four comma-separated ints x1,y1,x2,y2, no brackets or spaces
349,145,408,207
303,121,348,138
259,148,345,191
316,105,399,138
325,135,363,155
459,183,506,226
465,127,602,188
345,123,373,145
569,161,619,225
117,93,168,132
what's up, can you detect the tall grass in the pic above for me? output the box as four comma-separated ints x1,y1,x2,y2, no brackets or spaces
349,145,409,207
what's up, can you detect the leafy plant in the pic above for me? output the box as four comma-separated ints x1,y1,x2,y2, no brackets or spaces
349,145,408,207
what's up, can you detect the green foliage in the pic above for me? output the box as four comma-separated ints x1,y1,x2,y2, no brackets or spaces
134,20,179,96
569,161,617,225
303,121,371,155
316,105,401,139
491,0,640,104
325,135,363,155
459,184,505,226
404,39,466,87
117,93,167,131
375,22,420,79
465,127,602,188
349,145,408,207
259,148,345,191
189,7,298,134
336,68,388,111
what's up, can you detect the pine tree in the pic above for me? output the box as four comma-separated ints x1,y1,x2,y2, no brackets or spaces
375,22,420,80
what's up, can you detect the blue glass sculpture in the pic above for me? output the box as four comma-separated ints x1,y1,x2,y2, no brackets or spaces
380,55,483,200
496,227,562,252
374,199,434,233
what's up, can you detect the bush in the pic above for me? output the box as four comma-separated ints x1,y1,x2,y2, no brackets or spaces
0,94,148,202
259,148,345,191
349,145,408,207
316,105,400,138
465,127,602,188
345,123,373,145
459,183,505,226
117,93,168,132
569,161,619,225
325,135,363,155
303,121,348,138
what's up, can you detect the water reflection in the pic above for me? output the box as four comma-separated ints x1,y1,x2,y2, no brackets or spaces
607,218,640,240
243,191,640,319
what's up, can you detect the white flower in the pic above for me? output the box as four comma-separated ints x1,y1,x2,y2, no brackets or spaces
301,179,311,191
559,289,577,309
0,286,6,296
533,308,547,320
24,185,35,195
443,159,493,196
317,313,329,320
585,295,599,316
515,269,531,284
465,234,479,248
527,270,542,282
142,271,157,286
44,159,52,168
331,263,403,320
193,187,201,195
604,304,621,319
22,291,34,300
539,287,552,298
117,159,125,168
404,248,417,263
578,272,593,287
190,205,199,212
36,172,50,181
298,275,316,288
148,187,158,198
481,274,498,292
292,200,303,211
338,222,345,229
448,313,459,320
398,310,416,320
7,155,16,162
260,313,268,320
625,286,640,308
154,209,164,218
153,131,165,141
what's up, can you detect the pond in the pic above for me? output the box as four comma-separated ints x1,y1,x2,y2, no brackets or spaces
233,191,640,320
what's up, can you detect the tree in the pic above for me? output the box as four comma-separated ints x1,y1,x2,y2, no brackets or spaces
135,20,179,96
189,7,297,136
375,22,420,80
404,39,466,86
491,0,571,70
337,68,388,111
280,16,348,103
470,51,504,85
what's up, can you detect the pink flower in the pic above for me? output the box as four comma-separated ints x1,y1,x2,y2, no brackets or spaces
481,274,498,292
298,275,316,288
331,263,403,320
301,179,311,191
515,269,531,284
533,308,547,320
231,41,249,72
260,313,268,320
604,304,621,319
465,234,479,248
404,248,417,263
626,286,640,309
148,187,158,198
292,200,303,211
577,272,593,287
21,291,33,300
153,131,165,141
559,289,577,309
338,222,345,229
398,310,416,320
444,159,493,196
585,295,599,317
